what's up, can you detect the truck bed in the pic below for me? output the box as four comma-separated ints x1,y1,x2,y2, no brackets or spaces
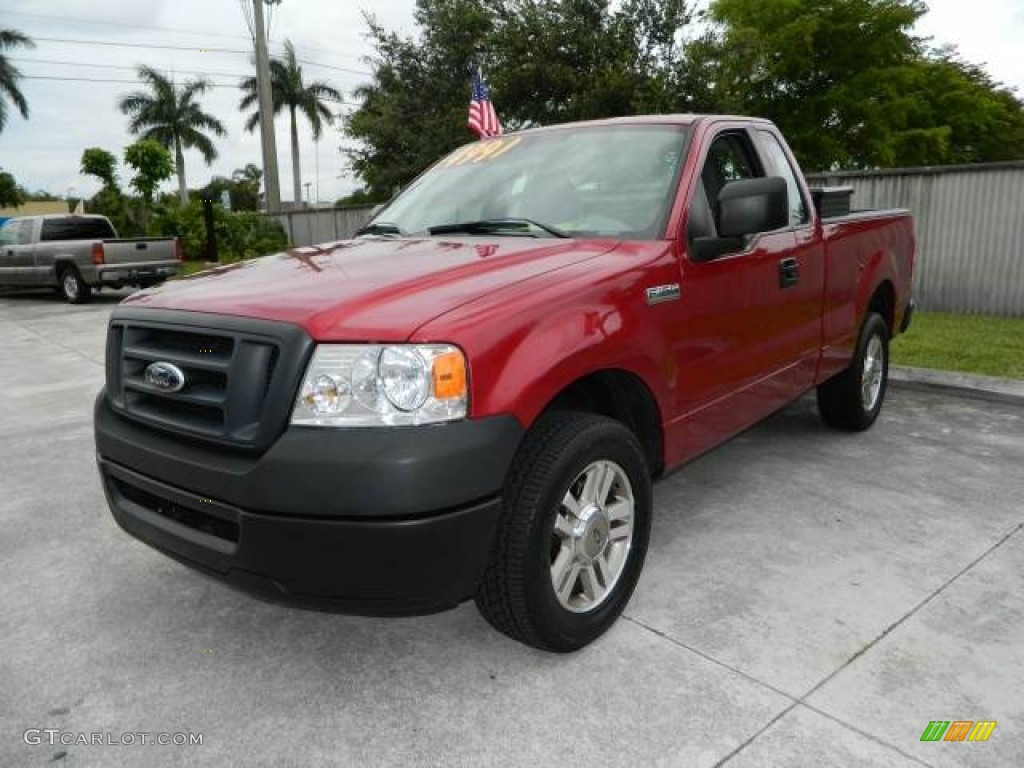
819,209,915,378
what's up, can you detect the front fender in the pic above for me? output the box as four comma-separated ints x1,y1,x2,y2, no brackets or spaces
484,304,672,430
411,244,679,431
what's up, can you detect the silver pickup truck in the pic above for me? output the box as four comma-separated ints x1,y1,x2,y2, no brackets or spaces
0,214,181,303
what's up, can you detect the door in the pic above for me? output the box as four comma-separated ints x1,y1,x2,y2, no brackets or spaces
752,128,825,387
674,128,811,458
0,219,36,286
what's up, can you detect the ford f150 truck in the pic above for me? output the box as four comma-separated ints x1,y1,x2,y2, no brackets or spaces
94,115,914,651
0,214,181,303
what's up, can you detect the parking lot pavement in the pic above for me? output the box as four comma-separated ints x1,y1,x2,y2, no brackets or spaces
1,292,1021,768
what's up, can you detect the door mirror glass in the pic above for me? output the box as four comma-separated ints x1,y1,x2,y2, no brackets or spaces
718,177,789,238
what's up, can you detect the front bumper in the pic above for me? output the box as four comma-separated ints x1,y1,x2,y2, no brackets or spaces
95,393,523,614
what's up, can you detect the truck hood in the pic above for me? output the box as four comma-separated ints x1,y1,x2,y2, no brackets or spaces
123,237,617,340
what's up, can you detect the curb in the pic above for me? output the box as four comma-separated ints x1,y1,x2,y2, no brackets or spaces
890,366,1024,405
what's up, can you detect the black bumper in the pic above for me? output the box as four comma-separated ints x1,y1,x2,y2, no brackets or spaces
95,393,523,615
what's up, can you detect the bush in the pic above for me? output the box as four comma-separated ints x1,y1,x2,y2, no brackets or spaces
152,202,290,262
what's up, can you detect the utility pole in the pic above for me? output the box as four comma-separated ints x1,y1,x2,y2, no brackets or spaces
252,0,281,213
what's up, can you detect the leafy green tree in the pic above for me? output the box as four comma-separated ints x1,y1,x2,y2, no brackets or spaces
692,0,1024,169
80,148,120,191
0,169,24,207
239,40,341,206
81,147,128,232
124,139,174,231
345,0,695,197
896,49,1024,165
152,203,289,261
345,3,491,197
335,187,388,207
118,67,227,204
487,0,691,123
22,189,60,202
124,140,174,203
345,0,1024,185
199,165,263,212
0,28,34,133
232,162,263,189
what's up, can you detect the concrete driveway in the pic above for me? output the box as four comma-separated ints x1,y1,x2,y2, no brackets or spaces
1,291,1021,768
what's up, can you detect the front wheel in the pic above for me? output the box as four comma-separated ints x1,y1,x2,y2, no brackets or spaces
817,312,889,431
475,411,652,652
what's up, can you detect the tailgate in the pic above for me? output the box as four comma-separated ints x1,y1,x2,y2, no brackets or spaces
101,238,177,265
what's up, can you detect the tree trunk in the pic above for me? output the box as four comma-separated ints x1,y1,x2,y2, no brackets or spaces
290,107,302,207
175,138,188,205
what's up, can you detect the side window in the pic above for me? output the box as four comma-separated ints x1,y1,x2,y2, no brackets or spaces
77,218,115,239
688,131,763,241
40,219,72,242
0,221,17,246
756,131,809,225
41,218,113,241
1,220,33,246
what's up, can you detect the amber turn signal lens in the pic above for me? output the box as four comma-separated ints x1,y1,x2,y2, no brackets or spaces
432,351,466,399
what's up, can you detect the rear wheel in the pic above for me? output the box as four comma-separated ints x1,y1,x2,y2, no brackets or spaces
817,312,889,431
58,266,92,304
475,411,652,652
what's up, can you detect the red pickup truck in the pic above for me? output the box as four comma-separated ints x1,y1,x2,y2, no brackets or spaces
95,115,914,651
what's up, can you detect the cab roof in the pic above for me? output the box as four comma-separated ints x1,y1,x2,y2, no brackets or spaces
502,114,774,138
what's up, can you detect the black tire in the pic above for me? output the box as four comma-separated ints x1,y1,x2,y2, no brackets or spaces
58,265,92,304
817,312,889,431
475,411,652,652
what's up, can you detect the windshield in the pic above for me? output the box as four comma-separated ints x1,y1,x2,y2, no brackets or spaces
367,125,691,240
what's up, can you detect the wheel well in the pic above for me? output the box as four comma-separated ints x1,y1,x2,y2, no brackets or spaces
867,280,895,334
54,260,78,282
545,370,664,476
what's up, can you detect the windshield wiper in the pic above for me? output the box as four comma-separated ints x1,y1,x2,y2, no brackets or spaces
425,218,570,239
355,221,407,237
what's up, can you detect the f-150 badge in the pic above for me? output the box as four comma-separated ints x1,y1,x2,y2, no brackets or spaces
645,284,681,305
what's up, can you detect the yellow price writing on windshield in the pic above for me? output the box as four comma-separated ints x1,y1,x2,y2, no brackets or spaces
441,136,522,168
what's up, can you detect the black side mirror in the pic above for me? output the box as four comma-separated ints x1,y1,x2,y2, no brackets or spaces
718,177,789,238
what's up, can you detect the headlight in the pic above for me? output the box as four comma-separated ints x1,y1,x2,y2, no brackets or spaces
292,344,468,427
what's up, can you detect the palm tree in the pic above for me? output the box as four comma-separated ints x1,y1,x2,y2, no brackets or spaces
240,40,341,206
0,29,35,133
118,67,227,204
232,163,263,187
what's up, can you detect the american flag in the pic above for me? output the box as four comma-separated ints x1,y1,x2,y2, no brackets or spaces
468,68,502,139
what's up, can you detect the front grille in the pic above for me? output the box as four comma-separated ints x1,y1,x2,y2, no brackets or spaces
105,310,312,452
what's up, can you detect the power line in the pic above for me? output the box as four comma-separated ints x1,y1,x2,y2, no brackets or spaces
18,74,364,107
20,74,242,88
29,36,373,76
30,35,251,54
1,9,255,43
11,57,252,81
4,9,367,62
10,56,366,84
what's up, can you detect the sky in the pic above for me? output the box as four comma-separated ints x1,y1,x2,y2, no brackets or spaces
1,0,1022,205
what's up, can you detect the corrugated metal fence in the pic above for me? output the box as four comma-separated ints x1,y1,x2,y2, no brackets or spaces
272,164,1023,317
271,205,375,248
808,162,1024,317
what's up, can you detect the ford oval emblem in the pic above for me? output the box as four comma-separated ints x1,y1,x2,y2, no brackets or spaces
144,361,186,393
